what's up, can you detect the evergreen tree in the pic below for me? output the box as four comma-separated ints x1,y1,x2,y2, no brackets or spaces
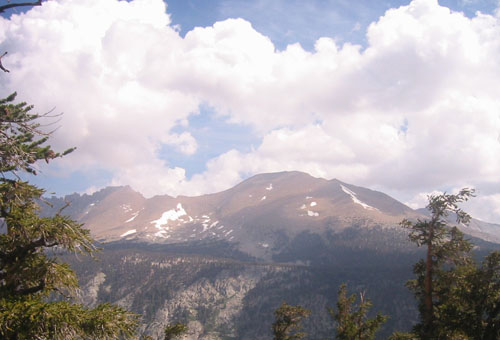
0,93,138,339
435,250,500,339
329,283,387,340
400,189,475,339
272,302,311,340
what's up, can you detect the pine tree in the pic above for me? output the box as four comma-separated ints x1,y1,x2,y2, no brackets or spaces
329,283,387,340
0,93,138,339
400,189,475,339
436,250,500,339
272,302,311,340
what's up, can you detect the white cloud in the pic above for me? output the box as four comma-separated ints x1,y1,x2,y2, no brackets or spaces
466,193,500,224
404,187,500,225
2,0,500,222
162,132,198,155
0,0,199,176
405,190,444,210
110,161,187,198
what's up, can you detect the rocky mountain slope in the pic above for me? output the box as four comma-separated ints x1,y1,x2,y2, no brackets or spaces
44,171,500,257
44,172,420,256
65,237,420,339
44,171,500,339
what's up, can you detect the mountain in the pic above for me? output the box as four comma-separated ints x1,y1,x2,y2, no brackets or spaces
44,171,428,258
43,171,500,339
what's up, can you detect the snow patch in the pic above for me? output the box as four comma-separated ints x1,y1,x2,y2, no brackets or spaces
120,229,136,237
306,196,312,199
151,203,187,228
266,183,273,191
307,210,319,217
154,230,169,238
261,196,267,201
300,204,307,209
340,185,378,211
125,211,139,223
261,243,269,248
310,202,317,207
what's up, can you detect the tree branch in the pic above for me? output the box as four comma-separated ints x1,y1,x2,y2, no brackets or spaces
0,235,58,266
0,1,42,13
14,278,45,295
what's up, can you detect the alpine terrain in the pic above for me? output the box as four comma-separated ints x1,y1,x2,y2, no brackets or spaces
43,171,500,339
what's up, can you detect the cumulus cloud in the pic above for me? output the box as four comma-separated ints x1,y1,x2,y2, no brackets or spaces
0,0,199,183
1,0,500,222
162,132,198,155
405,190,445,210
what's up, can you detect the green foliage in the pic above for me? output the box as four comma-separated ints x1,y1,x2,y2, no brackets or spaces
434,251,500,339
400,189,500,339
164,322,188,340
0,183,94,298
0,93,138,339
0,92,74,176
272,302,311,340
329,283,387,340
400,189,475,339
387,331,419,340
0,299,138,339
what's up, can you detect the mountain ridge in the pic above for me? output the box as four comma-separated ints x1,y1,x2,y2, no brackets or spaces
41,171,500,259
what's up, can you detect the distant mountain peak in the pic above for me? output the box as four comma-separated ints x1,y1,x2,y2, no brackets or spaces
40,171,500,256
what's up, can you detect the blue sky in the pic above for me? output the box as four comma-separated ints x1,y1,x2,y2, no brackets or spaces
165,0,498,50
2,0,500,222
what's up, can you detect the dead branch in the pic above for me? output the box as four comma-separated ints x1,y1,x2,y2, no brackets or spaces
0,1,42,13
0,52,9,73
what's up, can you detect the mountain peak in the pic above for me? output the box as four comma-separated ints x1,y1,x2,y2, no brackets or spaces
40,171,500,255
239,170,322,185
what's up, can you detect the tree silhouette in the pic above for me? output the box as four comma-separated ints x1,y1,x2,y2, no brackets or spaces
0,1,42,14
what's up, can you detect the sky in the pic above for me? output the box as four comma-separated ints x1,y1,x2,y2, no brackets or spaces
1,0,500,223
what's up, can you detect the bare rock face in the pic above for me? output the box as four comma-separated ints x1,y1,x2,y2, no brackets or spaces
147,268,267,339
78,272,106,307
